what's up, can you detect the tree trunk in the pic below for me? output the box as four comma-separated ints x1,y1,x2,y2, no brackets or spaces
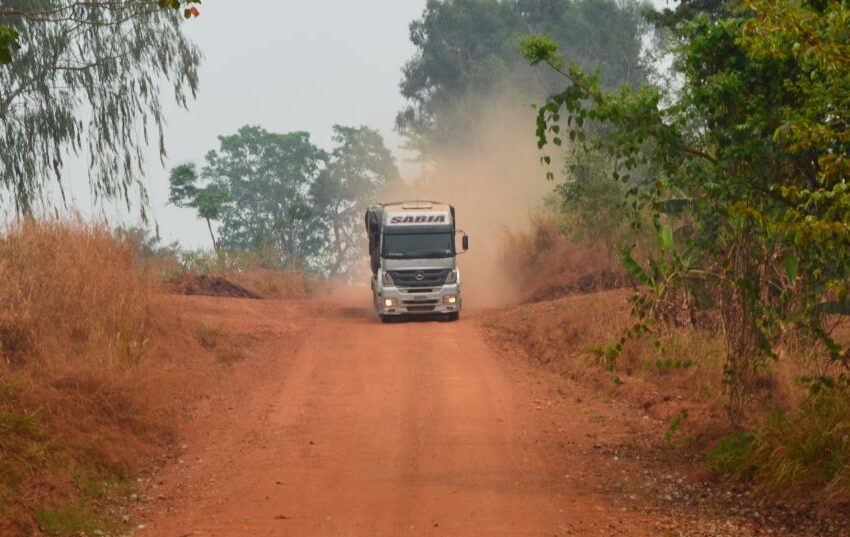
719,231,761,427
328,216,345,279
206,217,218,252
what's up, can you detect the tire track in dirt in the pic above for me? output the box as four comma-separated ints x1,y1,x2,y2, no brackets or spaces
136,291,651,536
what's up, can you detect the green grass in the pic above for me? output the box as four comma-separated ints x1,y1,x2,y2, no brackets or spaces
709,432,756,477
0,404,47,494
1,382,134,535
70,466,137,503
709,386,850,503
34,504,120,536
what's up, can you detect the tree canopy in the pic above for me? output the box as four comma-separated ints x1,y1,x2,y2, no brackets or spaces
0,0,201,214
172,125,400,275
0,0,201,63
398,0,649,152
312,126,402,277
522,0,850,422
202,126,327,270
168,163,232,251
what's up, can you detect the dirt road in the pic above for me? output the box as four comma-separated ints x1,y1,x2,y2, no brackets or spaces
135,291,652,537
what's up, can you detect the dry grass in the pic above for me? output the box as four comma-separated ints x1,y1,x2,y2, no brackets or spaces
488,217,850,507
227,268,316,300
0,221,155,368
500,214,622,303
483,290,726,417
0,220,212,536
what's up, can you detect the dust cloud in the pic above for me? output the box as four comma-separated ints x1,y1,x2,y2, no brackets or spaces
390,99,554,308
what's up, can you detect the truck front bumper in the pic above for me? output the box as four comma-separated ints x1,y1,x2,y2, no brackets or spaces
376,284,461,316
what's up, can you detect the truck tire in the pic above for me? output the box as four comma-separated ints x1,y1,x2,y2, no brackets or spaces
447,312,460,322
379,314,393,324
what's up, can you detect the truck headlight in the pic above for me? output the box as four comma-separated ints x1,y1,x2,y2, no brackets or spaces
382,272,395,285
443,295,458,305
384,298,397,308
445,270,458,284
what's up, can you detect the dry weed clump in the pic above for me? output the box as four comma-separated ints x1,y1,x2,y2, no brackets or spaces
0,220,208,536
485,219,850,509
0,220,154,368
500,214,623,303
227,268,315,300
483,290,733,425
710,386,850,507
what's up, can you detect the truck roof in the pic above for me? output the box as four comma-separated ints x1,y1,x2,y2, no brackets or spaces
380,200,453,212
377,200,454,227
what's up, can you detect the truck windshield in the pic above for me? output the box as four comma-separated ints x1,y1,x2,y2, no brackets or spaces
382,232,454,259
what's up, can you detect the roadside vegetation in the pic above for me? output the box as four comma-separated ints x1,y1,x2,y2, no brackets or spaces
0,221,198,535
511,0,850,508
168,124,400,278
0,220,314,536
1,0,848,531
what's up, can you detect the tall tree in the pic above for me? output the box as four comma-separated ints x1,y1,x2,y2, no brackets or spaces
0,0,201,214
522,0,850,421
397,0,649,152
201,126,328,270
168,163,232,251
312,126,401,277
0,1,201,64
174,125,402,275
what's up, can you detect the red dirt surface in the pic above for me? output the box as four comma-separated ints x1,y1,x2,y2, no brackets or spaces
525,269,630,303
130,290,847,537
167,275,261,299
133,291,656,536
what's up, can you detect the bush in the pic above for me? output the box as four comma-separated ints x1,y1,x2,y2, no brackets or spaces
0,220,206,535
500,213,617,302
0,220,154,368
711,387,850,505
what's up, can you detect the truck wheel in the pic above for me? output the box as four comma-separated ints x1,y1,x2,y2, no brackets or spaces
379,315,393,324
447,312,460,322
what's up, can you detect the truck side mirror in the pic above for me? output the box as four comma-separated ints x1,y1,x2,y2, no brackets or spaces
462,234,469,252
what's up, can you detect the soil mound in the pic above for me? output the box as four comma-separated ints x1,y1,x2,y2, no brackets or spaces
168,275,261,299
526,269,630,303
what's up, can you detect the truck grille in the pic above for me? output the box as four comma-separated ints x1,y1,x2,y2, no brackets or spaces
388,269,451,288
401,299,439,306
406,305,437,312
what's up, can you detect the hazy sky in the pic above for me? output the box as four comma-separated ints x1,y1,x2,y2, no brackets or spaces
61,0,427,249
53,0,672,249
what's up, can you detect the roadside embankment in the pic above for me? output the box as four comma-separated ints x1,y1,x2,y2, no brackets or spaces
481,289,850,534
0,221,308,536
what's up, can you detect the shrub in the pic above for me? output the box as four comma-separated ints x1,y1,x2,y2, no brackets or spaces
710,387,850,505
0,220,206,535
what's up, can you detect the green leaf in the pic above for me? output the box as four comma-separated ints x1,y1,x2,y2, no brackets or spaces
659,198,692,216
619,248,654,287
660,225,674,253
519,34,561,68
784,254,798,282
813,301,850,315
0,25,21,64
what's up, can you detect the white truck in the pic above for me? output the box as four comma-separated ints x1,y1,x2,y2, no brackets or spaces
365,201,469,322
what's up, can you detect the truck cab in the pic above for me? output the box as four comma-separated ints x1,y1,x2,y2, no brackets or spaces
365,201,468,322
